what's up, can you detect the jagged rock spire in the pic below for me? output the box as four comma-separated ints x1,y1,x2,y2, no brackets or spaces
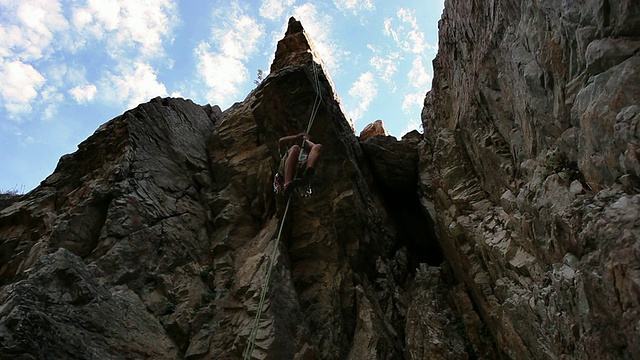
270,17,321,73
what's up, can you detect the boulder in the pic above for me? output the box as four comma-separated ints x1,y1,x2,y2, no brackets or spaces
0,248,178,359
359,119,389,140
360,131,419,192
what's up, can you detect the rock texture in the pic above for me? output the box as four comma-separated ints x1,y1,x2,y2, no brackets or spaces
359,119,389,140
421,0,640,358
1,2,639,358
0,18,443,360
1,96,218,359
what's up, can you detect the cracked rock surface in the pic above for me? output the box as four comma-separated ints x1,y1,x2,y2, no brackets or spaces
0,18,444,359
421,0,640,358
1,3,639,358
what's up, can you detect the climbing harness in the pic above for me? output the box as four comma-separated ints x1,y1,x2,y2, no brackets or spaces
272,150,313,197
243,60,322,359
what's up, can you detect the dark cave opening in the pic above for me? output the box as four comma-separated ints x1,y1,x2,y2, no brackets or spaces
380,185,444,273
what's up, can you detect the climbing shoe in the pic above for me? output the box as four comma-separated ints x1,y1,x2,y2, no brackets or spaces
283,178,304,198
297,183,313,197
302,167,315,184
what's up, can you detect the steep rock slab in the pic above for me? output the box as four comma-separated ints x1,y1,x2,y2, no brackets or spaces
204,17,413,359
0,16,478,360
422,0,640,358
0,97,218,358
0,248,177,359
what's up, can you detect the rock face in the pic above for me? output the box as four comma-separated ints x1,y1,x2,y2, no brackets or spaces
0,18,442,360
421,0,640,359
359,119,389,140
0,96,218,359
1,4,639,359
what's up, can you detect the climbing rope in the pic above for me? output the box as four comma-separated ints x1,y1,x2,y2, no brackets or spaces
242,195,292,359
243,60,323,359
306,58,322,135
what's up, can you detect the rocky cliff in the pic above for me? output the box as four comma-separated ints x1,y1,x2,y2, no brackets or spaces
0,4,638,360
421,0,640,358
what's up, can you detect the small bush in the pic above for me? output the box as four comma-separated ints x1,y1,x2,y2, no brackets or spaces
254,69,264,85
1,185,25,195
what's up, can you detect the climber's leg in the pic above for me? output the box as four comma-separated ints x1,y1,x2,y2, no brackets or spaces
305,143,322,169
302,143,322,182
284,145,301,186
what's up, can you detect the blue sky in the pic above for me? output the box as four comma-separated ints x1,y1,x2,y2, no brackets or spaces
0,0,444,192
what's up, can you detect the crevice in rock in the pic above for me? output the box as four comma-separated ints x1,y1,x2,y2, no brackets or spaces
381,185,443,273
49,195,112,260
0,193,21,211
603,0,611,28
358,135,444,274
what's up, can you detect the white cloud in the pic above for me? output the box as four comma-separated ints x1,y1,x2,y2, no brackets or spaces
195,43,247,106
0,60,46,115
334,0,374,13
347,71,377,121
0,25,21,58
40,85,63,119
400,118,421,137
293,3,343,74
397,8,418,28
102,62,168,108
215,15,264,60
402,56,431,114
383,18,397,43
407,56,432,89
384,8,437,55
368,45,399,83
260,0,296,20
196,10,264,107
0,0,82,120
370,55,398,83
0,0,69,61
71,7,93,29
86,0,120,30
0,0,178,118
71,0,177,57
119,1,177,56
44,62,89,88
402,92,424,113
67,0,177,108
69,84,97,103
407,29,426,53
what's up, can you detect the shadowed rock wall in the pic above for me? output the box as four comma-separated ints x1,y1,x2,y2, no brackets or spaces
1,2,639,359
0,18,444,360
421,0,640,358
0,97,218,359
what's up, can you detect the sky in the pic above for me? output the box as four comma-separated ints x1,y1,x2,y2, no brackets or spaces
0,0,444,193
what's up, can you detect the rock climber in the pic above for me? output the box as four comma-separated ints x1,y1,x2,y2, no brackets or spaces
275,132,322,197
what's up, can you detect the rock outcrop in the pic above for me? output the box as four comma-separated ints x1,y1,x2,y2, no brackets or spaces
0,18,442,359
421,0,640,358
359,119,389,140
1,96,218,359
1,2,639,358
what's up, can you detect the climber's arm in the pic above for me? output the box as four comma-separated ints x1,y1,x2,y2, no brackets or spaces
278,133,306,155
303,138,316,152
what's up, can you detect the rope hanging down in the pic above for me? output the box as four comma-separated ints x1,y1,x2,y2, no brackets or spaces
243,60,322,360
